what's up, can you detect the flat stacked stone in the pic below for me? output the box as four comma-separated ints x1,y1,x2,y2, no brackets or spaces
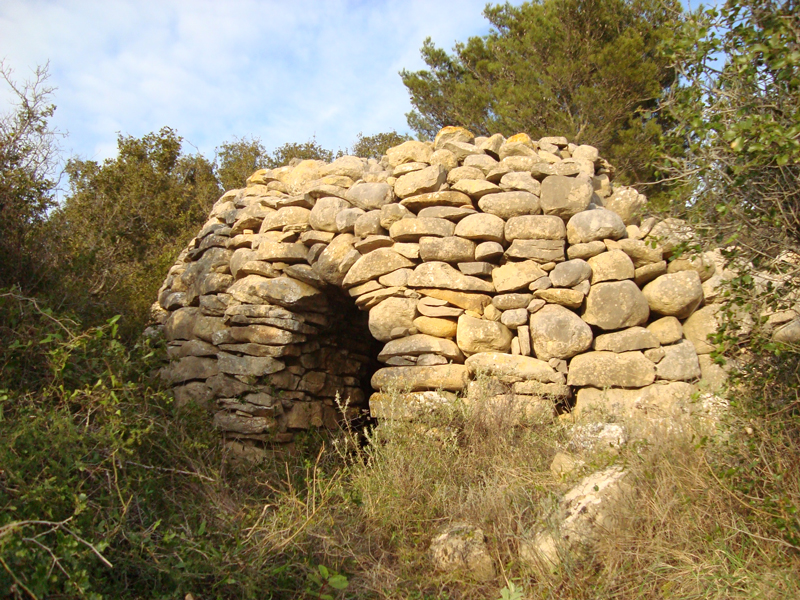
153,127,723,451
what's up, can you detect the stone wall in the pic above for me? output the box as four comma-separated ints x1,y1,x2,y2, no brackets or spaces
153,126,730,450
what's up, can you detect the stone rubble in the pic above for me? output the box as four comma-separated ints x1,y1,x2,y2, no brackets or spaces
153,125,739,451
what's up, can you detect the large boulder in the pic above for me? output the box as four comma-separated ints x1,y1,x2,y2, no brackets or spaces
342,248,415,288
539,174,593,219
368,297,418,342
457,314,513,354
345,182,394,210
419,236,476,263
389,217,455,241
454,213,506,243
587,249,635,284
642,271,704,319
492,260,547,293
505,215,566,241
378,334,464,363
682,305,720,354
594,327,660,353
604,187,647,225
429,523,495,582
386,140,433,167
549,259,592,288
656,340,702,381
566,209,627,244
477,191,540,219
465,352,561,383
582,281,649,330
371,365,470,392
394,164,447,198
309,196,350,232
529,304,594,360
227,275,326,312
408,262,495,293
567,351,656,388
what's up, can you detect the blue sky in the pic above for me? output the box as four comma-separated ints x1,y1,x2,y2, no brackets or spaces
1,0,520,164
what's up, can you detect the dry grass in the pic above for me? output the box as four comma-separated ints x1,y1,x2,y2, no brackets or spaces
224,377,800,600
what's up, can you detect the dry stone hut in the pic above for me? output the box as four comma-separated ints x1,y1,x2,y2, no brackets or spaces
153,127,727,453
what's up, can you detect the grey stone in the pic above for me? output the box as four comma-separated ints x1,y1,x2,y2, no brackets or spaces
499,172,541,195
429,523,495,582
540,174,593,219
417,206,476,221
645,218,697,258
533,288,585,309
549,259,592,288
447,165,485,183
605,187,647,225
386,140,432,167
634,261,668,286
644,347,665,363
774,318,800,344
217,352,285,377
501,308,529,329
255,240,309,264
345,182,395,210
594,327,660,353
435,126,475,148
615,238,663,267
162,356,219,384
528,276,552,291
378,268,413,287
667,254,717,282
458,262,493,277
227,275,326,312
379,203,414,230
259,206,310,233
656,340,702,381
353,235,394,254
378,334,464,363
452,179,501,199
353,210,385,237
582,280,650,330
334,207,366,233
442,140,484,162
309,196,351,232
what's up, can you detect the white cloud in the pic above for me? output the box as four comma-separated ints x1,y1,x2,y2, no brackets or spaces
0,0,516,163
